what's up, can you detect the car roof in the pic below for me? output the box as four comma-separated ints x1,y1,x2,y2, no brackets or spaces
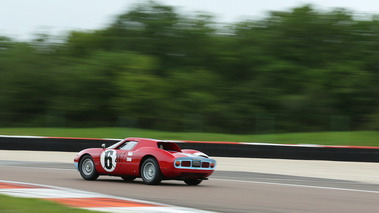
124,137,182,143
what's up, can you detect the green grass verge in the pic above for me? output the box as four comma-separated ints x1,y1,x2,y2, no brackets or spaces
0,194,100,213
0,127,378,147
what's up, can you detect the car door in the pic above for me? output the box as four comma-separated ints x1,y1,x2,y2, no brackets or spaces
113,141,139,175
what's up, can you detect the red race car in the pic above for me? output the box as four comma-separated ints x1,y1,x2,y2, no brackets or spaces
74,137,216,185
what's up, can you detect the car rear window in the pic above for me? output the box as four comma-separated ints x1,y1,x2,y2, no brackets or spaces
157,142,181,152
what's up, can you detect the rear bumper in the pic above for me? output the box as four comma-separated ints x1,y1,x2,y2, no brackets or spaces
161,168,214,179
161,157,216,179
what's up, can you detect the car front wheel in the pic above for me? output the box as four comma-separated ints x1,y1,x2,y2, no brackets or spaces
140,157,162,185
79,155,99,180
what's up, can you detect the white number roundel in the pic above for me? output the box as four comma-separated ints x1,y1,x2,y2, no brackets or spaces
100,150,117,172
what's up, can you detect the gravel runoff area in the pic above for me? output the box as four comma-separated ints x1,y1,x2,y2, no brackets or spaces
1,150,379,184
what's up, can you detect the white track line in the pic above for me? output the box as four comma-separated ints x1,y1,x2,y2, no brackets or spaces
212,178,379,194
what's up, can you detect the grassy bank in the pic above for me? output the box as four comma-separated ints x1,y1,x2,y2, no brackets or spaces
0,128,378,147
0,194,100,213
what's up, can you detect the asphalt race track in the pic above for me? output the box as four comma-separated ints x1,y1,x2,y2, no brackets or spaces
1,159,379,213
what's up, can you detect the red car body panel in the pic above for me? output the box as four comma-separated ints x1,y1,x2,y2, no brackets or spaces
74,138,216,181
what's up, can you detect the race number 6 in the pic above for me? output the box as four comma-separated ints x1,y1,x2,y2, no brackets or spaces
100,150,117,172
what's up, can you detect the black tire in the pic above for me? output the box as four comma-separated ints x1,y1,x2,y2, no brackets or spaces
79,155,99,180
184,179,203,186
140,157,162,185
121,176,136,182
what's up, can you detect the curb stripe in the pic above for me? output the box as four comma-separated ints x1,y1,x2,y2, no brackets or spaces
0,188,103,198
0,182,44,189
0,180,217,213
47,197,162,208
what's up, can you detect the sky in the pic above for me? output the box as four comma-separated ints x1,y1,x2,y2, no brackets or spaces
1,0,379,41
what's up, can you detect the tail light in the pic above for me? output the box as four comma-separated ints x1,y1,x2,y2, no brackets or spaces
201,162,210,168
181,161,191,167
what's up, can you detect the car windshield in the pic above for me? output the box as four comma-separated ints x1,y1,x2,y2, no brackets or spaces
118,141,138,150
108,140,123,149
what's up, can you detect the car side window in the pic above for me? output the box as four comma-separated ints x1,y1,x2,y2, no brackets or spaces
119,141,138,150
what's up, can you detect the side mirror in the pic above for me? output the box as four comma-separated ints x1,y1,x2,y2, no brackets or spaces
101,143,106,149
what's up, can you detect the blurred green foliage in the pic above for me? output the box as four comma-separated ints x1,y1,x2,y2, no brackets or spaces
1,128,379,146
1,2,379,134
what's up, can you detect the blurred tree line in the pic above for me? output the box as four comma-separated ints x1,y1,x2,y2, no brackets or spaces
1,2,379,133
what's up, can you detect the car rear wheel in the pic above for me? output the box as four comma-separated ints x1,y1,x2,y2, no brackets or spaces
184,179,203,185
79,155,99,180
141,157,162,185
121,176,136,182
